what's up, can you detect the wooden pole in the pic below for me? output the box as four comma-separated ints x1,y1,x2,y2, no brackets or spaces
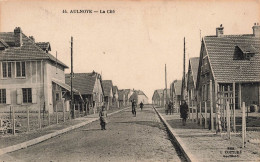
12,106,15,135
227,101,231,139
63,99,65,122
56,104,58,124
239,83,242,109
38,104,41,129
233,82,236,132
27,106,30,132
48,107,50,126
191,100,194,122
242,102,246,148
200,101,202,126
205,101,207,128
214,82,218,130
71,36,74,119
165,64,168,105
210,80,214,130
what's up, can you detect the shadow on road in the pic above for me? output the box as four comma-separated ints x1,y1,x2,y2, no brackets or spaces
114,121,167,131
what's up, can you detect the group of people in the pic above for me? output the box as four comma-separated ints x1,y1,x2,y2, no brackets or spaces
131,99,144,117
165,100,189,126
99,100,145,130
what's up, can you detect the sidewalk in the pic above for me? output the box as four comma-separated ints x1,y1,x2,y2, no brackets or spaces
0,106,129,155
155,107,260,162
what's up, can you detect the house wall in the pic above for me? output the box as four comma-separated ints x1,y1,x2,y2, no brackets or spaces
241,83,259,106
0,60,65,113
138,95,148,104
92,77,104,107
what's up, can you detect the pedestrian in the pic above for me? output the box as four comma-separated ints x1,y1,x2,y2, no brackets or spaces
132,99,137,117
180,100,189,126
165,102,169,115
99,105,108,130
168,100,173,115
140,101,144,111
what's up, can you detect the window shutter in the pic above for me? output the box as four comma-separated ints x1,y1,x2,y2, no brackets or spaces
6,89,11,104
32,88,37,104
17,88,22,104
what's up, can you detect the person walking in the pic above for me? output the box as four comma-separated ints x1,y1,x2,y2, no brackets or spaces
99,105,108,130
165,102,169,115
168,100,173,115
132,99,137,117
180,100,189,126
140,101,144,111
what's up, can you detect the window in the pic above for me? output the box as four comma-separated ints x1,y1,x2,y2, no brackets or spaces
56,93,60,101
22,88,32,103
16,62,26,77
2,62,11,78
0,89,6,104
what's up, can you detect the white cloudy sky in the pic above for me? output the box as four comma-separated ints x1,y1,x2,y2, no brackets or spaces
0,0,259,102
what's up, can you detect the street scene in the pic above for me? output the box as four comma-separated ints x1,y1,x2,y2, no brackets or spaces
0,0,260,162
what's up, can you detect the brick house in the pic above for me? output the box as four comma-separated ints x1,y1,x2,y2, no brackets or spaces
196,24,260,114
0,27,77,113
65,72,104,112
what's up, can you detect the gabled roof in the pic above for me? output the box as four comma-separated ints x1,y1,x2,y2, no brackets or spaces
0,29,68,68
189,57,199,86
203,34,260,82
102,80,113,97
118,90,125,100
172,80,182,96
65,72,102,95
35,42,51,51
112,86,118,94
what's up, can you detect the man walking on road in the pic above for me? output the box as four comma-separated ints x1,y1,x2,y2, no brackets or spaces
140,101,144,111
180,100,188,126
99,105,108,130
132,99,137,117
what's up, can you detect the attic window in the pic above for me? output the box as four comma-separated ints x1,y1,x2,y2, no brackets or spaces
234,45,257,60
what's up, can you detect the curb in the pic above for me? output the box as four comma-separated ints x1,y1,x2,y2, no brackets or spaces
153,106,199,162
0,106,130,156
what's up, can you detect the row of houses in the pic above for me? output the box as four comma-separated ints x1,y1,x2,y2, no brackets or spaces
153,23,260,113
0,27,148,114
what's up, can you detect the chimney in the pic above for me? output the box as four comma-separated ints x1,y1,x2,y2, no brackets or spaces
29,36,35,43
252,23,260,37
14,27,23,47
216,24,224,37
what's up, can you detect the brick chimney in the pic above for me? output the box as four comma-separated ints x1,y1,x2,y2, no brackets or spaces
216,24,224,37
252,23,260,37
14,27,23,47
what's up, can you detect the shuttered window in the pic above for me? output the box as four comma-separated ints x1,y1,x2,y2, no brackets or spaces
2,62,11,78
16,62,26,77
0,89,6,104
22,88,32,103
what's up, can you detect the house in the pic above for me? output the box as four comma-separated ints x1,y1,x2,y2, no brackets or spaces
123,89,134,106
112,86,119,108
0,27,77,113
152,89,164,106
129,90,149,104
102,80,113,109
170,80,182,112
118,90,125,107
196,24,260,131
197,24,260,111
65,72,104,112
187,57,199,108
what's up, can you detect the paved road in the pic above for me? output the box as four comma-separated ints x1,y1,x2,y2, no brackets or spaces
1,105,182,162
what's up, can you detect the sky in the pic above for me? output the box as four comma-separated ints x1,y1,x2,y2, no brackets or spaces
0,0,259,102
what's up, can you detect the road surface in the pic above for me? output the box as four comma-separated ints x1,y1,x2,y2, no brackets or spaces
1,105,183,162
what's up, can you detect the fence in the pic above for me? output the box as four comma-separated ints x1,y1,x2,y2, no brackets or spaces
0,104,103,135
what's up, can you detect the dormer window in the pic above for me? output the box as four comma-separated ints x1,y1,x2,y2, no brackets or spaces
234,45,257,60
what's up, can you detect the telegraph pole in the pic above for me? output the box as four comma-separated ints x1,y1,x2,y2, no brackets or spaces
165,64,168,104
181,37,186,101
70,37,74,119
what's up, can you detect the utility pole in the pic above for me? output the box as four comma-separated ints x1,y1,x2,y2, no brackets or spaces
165,64,168,104
181,37,186,101
70,37,74,119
